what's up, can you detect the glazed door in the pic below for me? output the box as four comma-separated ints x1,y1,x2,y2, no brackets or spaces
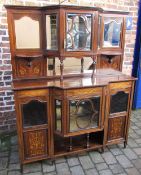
68,96,100,132
66,87,104,136
107,82,132,144
16,89,50,164
53,87,104,137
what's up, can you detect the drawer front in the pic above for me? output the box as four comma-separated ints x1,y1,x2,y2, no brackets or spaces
108,116,126,141
67,87,103,97
24,129,48,159
16,89,49,97
109,81,132,90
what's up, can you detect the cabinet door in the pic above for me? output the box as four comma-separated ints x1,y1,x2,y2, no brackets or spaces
108,115,126,141
68,96,100,132
16,90,50,163
66,13,92,51
107,85,131,144
24,129,48,159
66,87,104,136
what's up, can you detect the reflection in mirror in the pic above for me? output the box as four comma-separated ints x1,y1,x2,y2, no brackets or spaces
46,14,58,50
14,16,40,49
69,97,100,132
66,14,92,51
22,100,47,127
103,17,122,47
55,100,62,131
47,57,93,76
110,91,129,113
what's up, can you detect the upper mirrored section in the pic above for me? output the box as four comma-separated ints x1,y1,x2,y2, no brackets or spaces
103,17,122,48
46,14,58,50
14,16,40,49
66,13,92,51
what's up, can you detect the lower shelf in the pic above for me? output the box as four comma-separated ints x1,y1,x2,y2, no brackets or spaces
54,131,104,156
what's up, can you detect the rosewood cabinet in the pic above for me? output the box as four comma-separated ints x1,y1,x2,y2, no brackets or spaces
5,5,136,165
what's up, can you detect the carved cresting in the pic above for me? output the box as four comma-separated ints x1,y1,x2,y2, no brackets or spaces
25,130,47,158
108,116,125,140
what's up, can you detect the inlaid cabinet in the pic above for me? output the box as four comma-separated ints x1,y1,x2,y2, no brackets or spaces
5,5,136,165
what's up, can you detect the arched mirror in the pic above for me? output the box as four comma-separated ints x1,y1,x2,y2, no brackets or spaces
14,16,40,49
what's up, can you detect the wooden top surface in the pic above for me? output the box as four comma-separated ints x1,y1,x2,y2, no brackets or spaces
4,4,129,15
12,69,136,91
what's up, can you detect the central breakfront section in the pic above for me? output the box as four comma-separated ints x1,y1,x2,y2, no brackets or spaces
5,5,135,165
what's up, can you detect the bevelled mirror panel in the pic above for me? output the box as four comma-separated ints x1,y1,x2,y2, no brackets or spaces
66,13,92,51
69,97,100,132
55,99,62,131
103,17,122,48
46,14,58,50
47,57,93,76
22,100,47,127
110,91,129,113
14,16,40,49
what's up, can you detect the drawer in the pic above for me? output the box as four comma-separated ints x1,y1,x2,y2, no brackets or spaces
67,87,103,97
109,81,132,90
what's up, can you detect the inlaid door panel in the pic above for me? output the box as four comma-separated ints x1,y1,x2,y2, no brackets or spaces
16,57,45,78
108,115,126,141
24,129,48,159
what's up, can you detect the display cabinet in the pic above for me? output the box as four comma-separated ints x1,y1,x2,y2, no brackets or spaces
5,5,135,165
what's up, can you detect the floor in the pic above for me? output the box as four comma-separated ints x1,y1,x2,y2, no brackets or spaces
1,110,141,175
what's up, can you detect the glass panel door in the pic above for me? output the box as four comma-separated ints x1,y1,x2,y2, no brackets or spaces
66,13,92,51
69,97,100,132
110,91,129,113
22,100,47,127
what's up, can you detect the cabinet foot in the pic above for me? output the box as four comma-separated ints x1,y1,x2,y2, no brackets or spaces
20,164,23,173
124,142,127,148
98,147,104,153
44,159,54,165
